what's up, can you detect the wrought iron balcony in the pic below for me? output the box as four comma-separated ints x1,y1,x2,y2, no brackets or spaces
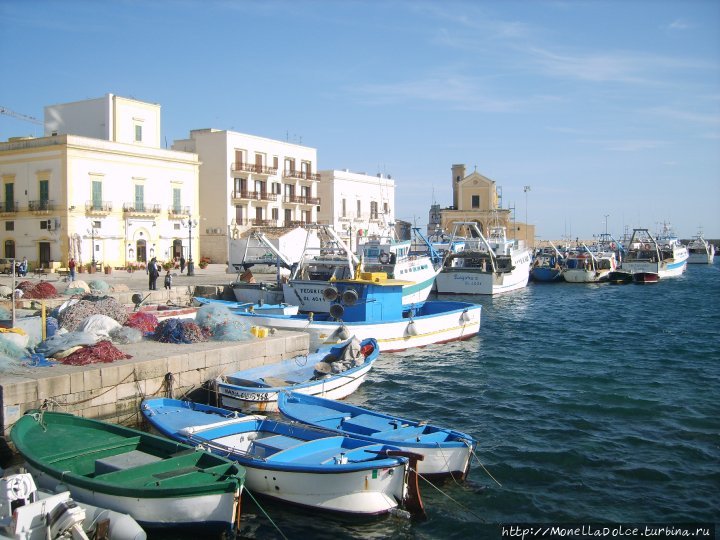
29,200,54,214
283,195,320,205
122,202,161,215
0,200,19,214
231,190,277,202
230,162,278,176
282,170,321,181
85,200,113,214
250,219,274,227
168,205,190,218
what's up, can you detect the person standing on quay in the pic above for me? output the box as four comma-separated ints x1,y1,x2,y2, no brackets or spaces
148,257,159,290
68,257,76,281
180,255,186,274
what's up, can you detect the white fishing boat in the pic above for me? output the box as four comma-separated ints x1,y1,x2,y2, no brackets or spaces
1,467,146,540
561,244,617,283
141,399,426,519
235,272,481,352
686,230,715,264
622,227,688,279
435,222,531,295
214,337,379,413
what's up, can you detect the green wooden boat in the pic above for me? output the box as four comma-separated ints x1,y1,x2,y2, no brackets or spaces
10,411,245,530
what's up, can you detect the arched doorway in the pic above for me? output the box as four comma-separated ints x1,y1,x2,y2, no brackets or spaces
172,239,183,259
136,239,147,263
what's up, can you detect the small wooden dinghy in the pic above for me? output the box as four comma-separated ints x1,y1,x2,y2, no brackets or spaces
216,337,379,413
141,398,426,518
10,411,245,531
278,392,477,480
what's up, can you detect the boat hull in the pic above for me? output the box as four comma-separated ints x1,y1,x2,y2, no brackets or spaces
530,267,563,282
234,302,481,352
141,399,412,516
561,268,612,283
622,258,687,278
25,464,239,530
232,282,285,305
435,266,529,294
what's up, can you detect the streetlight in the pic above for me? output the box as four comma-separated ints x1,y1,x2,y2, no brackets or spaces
604,214,610,235
182,216,198,276
523,186,531,244
87,223,98,269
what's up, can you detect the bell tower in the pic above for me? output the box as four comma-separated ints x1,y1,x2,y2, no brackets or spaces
451,164,466,208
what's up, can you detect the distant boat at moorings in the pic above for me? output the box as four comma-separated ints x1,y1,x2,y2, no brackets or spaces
141,398,426,519
234,273,481,352
214,337,379,413
632,271,660,284
561,244,617,283
686,230,715,264
530,241,565,283
435,222,531,295
277,392,477,480
10,411,245,532
621,228,688,279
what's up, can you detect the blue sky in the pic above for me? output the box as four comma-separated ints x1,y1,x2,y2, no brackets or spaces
2,0,719,240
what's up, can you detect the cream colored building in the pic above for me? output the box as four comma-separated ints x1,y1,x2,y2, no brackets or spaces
0,95,199,270
438,164,535,246
172,129,320,263
317,169,395,247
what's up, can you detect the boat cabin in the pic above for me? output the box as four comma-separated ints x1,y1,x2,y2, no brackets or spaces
323,273,410,322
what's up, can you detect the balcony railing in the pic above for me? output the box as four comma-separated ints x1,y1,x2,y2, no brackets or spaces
231,190,278,202
85,200,113,214
122,202,162,215
231,163,278,176
29,200,54,213
168,205,190,218
282,170,321,181
283,195,321,205
251,219,274,227
0,201,19,214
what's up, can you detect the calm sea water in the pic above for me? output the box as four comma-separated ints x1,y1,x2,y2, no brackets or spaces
234,261,720,539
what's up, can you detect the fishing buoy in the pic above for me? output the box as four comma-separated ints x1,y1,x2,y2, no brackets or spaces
336,325,351,340
406,320,418,336
460,310,471,322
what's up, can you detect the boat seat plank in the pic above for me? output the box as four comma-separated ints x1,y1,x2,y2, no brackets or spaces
45,436,142,465
340,413,394,435
94,450,162,475
288,404,350,426
373,425,426,441
251,435,302,455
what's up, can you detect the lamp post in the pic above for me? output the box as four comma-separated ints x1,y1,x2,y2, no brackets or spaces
87,223,98,269
182,216,198,276
604,214,610,235
523,185,531,244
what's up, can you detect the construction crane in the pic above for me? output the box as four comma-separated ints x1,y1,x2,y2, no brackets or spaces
0,106,43,125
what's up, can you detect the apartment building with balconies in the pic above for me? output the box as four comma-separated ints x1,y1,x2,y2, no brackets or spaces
0,95,200,270
317,169,395,247
172,129,320,262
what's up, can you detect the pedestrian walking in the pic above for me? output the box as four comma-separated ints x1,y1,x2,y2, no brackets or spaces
180,255,186,274
69,257,76,281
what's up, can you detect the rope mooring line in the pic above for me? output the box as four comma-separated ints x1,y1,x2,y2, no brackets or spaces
242,487,289,540
413,467,485,522
471,447,502,487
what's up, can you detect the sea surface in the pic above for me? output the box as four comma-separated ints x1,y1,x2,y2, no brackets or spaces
231,261,719,539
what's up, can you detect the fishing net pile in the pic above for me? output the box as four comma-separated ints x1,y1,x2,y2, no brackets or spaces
56,295,129,331
15,281,58,299
0,328,29,371
153,318,209,344
88,280,111,293
0,285,13,298
313,337,367,379
195,303,251,341
58,340,131,366
34,331,131,365
124,311,159,333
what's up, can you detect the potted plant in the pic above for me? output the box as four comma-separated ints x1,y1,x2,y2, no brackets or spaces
198,256,210,269
86,262,95,274
104,265,112,274
77,264,85,274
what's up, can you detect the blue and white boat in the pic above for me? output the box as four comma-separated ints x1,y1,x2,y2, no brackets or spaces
193,296,299,316
622,227,688,279
215,337,379,412
232,272,481,352
278,392,477,480
141,398,425,518
531,241,565,282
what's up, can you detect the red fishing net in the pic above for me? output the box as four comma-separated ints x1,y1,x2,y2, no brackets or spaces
59,340,132,366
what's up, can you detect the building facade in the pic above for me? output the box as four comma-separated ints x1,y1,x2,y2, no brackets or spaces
0,95,200,270
438,163,535,246
317,169,395,248
172,129,320,263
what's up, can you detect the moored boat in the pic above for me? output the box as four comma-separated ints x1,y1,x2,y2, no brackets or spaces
140,398,425,518
435,222,531,295
214,337,379,413
621,227,688,279
10,411,245,531
1,466,146,540
530,241,565,283
633,272,659,284
231,273,481,352
277,392,477,480
561,244,617,283
686,230,715,264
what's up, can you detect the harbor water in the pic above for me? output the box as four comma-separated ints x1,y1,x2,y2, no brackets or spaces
232,261,719,539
